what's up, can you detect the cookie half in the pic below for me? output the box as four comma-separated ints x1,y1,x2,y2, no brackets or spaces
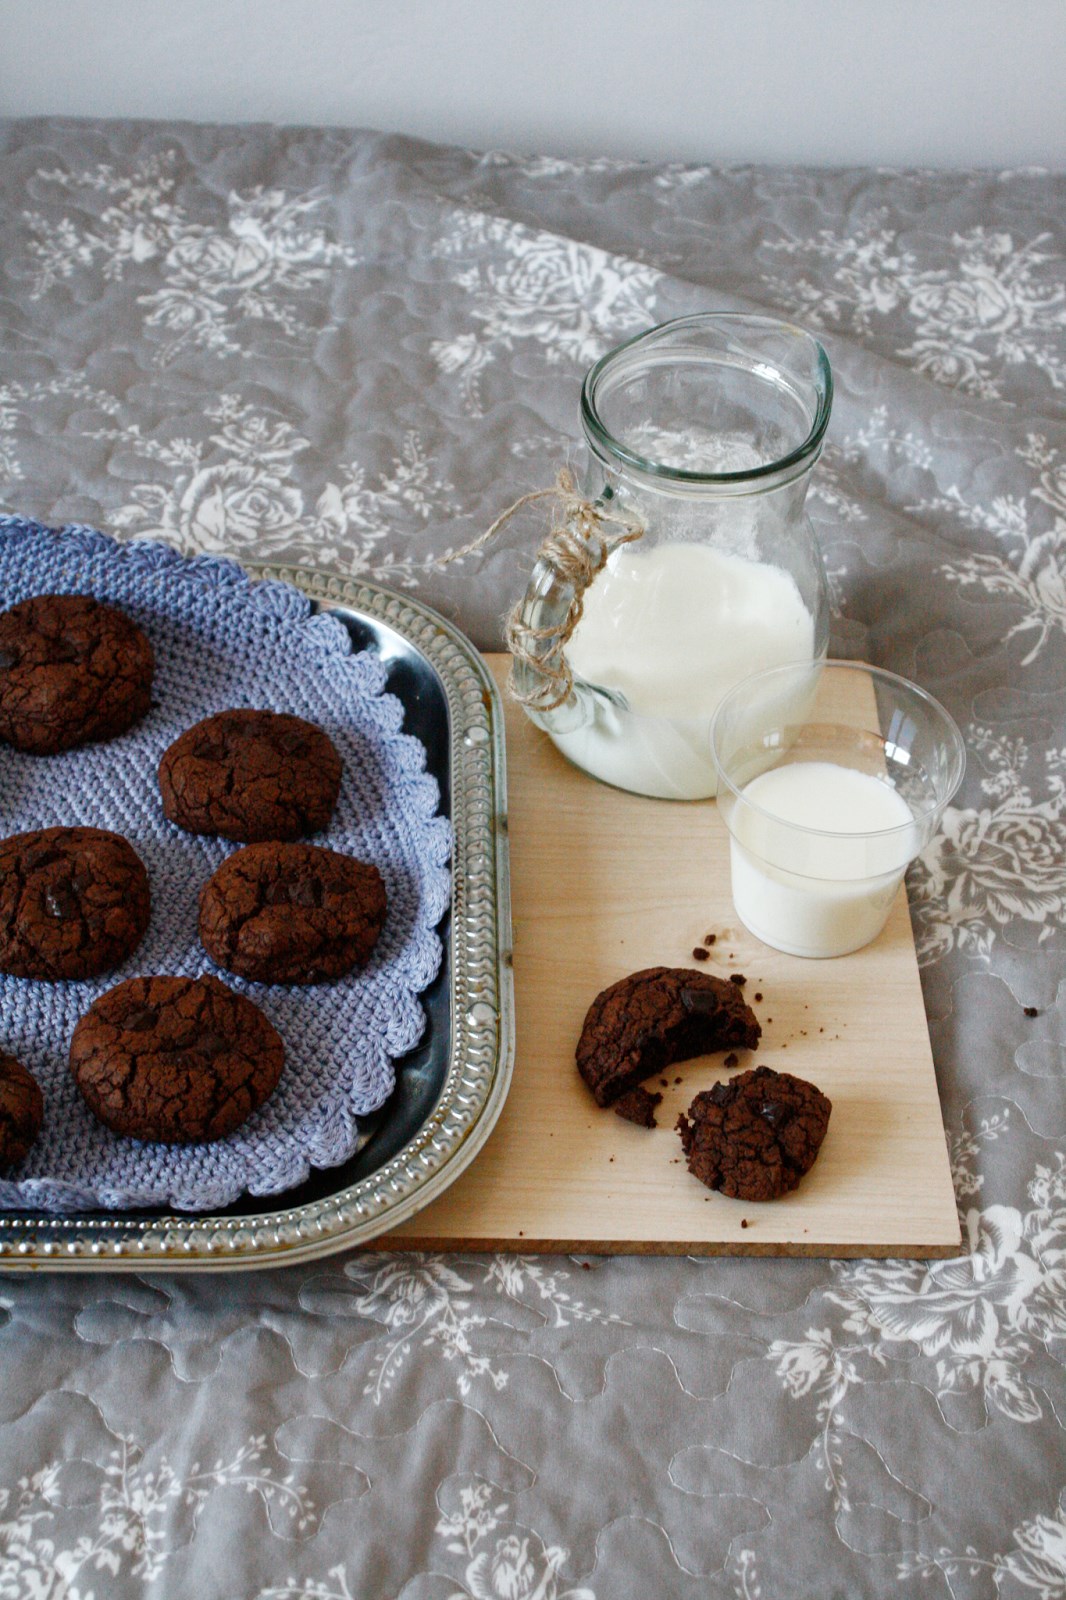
676,1065,832,1201
199,841,386,985
69,974,285,1144
0,826,150,981
158,709,342,842
0,593,154,755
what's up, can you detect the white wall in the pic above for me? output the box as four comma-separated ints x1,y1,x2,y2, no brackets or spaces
2,0,1065,168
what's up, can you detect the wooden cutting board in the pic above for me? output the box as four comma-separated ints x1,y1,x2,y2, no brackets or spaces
383,656,961,1258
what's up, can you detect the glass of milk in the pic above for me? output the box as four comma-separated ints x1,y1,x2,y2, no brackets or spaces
511,313,833,798
711,660,966,958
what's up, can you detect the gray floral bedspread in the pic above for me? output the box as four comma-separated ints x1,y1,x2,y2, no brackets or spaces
1,119,1064,1599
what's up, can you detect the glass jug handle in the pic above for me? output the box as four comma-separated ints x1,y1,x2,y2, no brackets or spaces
505,479,643,734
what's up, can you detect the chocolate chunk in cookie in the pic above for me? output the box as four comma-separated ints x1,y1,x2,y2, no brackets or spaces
158,710,342,842
0,827,150,981
576,967,760,1108
0,1053,44,1168
676,1065,832,1202
198,841,386,985
69,974,285,1144
0,593,154,755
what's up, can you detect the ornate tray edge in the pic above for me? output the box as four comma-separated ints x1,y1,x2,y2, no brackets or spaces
0,566,514,1270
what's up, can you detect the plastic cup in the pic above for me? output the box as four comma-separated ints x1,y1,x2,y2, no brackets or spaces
710,660,965,958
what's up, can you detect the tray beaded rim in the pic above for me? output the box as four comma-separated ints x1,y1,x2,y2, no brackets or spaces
0,563,515,1270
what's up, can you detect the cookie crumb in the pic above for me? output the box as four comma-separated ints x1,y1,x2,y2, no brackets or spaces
580,1261,591,1271
691,946,710,962
703,933,717,946
730,973,747,987
723,1052,739,1069
740,1219,748,1229
754,992,763,1002
1024,1005,1039,1018
614,1086,662,1128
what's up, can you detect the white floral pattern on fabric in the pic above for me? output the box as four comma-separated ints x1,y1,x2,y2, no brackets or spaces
89,394,463,584
430,208,662,414
0,375,123,494
769,1129,1066,1508
912,434,1066,666
763,219,1066,398
23,152,361,363
299,1253,625,1405
478,152,642,180
437,1483,596,1600
910,728,1066,964
256,1481,597,1600
832,1201,1064,1424
897,1492,1066,1596
0,1436,315,1593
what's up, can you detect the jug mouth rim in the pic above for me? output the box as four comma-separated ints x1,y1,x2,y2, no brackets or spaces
581,312,833,491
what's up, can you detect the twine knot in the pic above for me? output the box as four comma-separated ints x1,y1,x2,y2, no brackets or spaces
442,468,644,712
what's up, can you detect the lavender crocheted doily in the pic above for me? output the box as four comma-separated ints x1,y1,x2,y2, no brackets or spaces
0,519,451,1212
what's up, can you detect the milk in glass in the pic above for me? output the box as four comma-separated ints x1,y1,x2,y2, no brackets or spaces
728,761,917,957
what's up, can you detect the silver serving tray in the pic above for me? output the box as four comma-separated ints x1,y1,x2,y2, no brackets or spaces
0,567,514,1270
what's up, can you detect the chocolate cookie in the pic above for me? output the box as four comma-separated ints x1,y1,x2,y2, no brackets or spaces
69,974,285,1144
0,593,154,755
198,841,387,985
676,1065,832,1202
158,710,342,842
0,827,150,981
0,1053,44,1168
576,967,761,1108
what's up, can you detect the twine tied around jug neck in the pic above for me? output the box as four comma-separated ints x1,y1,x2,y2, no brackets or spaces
440,467,645,711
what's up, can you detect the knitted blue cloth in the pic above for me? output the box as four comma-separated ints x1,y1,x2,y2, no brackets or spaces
0,520,451,1211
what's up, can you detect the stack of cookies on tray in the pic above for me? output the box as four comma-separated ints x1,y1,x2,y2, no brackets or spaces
0,592,387,1168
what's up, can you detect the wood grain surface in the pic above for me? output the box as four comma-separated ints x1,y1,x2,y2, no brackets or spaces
382,656,961,1258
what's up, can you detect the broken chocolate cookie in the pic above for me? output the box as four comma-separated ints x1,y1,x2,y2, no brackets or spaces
576,966,760,1108
198,841,387,985
676,1065,831,1202
69,974,285,1144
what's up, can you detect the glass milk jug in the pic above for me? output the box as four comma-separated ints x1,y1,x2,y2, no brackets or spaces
511,313,832,799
